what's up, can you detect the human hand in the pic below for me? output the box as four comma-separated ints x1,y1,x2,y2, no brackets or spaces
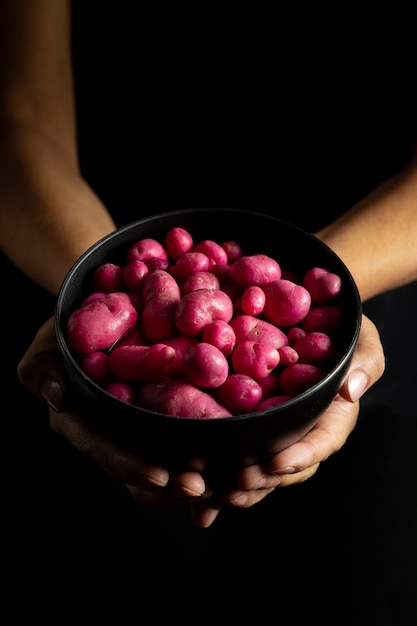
17,317,211,508
191,314,385,527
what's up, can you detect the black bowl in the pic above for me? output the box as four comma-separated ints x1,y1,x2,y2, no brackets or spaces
55,208,361,483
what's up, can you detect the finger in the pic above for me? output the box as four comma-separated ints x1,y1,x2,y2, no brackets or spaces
17,317,68,411
339,314,385,403
221,485,276,508
223,464,284,492
267,396,359,476
169,471,210,500
190,501,222,528
218,462,319,506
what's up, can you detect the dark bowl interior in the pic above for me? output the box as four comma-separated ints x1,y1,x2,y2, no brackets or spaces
55,208,361,482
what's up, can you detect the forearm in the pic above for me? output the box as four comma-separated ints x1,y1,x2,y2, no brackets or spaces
0,126,116,296
316,158,417,302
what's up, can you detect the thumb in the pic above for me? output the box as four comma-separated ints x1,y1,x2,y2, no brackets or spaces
17,316,67,412
338,314,385,403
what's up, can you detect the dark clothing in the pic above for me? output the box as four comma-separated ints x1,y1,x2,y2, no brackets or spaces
4,6,417,624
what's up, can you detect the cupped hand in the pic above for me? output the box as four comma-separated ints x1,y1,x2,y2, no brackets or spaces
17,317,211,508
191,314,385,528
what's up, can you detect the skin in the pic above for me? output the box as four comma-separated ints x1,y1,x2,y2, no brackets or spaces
1,1,416,528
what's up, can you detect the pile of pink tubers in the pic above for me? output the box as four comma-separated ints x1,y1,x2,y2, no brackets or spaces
66,226,345,418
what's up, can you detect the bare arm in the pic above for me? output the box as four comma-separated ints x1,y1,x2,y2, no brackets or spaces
316,155,417,302
0,0,116,295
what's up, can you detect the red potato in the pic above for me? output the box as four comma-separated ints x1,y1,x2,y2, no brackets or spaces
262,279,311,327
112,323,148,348
109,290,133,302
231,340,280,379
201,320,236,356
302,304,344,333
172,251,211,282
141,297,179,342
164,226,194,261
67,293,138,354
145,257,171,273
278,345,299,365
93,263,123,293
209,262,231,284
182,271,220,294
278,363,325,395
287,326,307,345
108,344,176,382
80,290,133,308
254,395,293,411
141,269,181,304
220,278,244,302
232,296,244,317
293,331,337,365
303,266,342,304
127,237,168,263
80,291,107,306
125,290,143,315
175,288,234,336
122,259,149,291
160,335,199,378
221,240,243,262
256,372,281,398
230,314,288,349
137,377,233,418
212,373,263,415
105,381,136,404
80,351,111,386
193,239,229,266
181,342,229,388
230,253,281,287
240,285,266,316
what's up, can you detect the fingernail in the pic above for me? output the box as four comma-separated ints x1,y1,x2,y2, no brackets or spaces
170,483,205,499
180,486,206,498
347,369,367,402
273,466,298,475
40,379,64,412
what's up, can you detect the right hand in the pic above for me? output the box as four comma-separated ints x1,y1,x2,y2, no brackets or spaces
17,317,211,508
190,313,385,527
